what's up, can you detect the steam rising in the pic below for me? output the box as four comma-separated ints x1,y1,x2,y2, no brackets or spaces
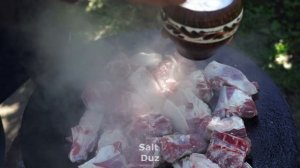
26,1,183,90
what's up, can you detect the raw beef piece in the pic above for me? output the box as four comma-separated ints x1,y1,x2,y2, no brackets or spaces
125,137,161,168
204,61,258,95
214,86,257,118
97,128,128,152
160,134,207,163
175,89,212,135
81,80,113,110
207,116,247,138
206,132,251,168
178,89,211,120
69,110,103,162
173,153,220,168
128,113,173,139
79,142,127,168
185,70,214,103
186,116,212,137
152,56,180,94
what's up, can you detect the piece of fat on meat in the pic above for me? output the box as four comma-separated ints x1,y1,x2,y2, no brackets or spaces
207,116,247,138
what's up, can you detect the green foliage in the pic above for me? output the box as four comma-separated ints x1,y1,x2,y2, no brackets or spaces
82,0,160,39
236,0,300,96
274,40,289,55
86,0,105,12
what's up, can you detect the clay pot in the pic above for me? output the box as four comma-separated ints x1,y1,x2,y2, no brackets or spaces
161,0,243,60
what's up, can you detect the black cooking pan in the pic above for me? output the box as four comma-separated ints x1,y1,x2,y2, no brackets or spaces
0,118,5,168
20,30,297,168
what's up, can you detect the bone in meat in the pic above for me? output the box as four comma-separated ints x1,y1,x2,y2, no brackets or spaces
214,86,257,118
204,61,258,95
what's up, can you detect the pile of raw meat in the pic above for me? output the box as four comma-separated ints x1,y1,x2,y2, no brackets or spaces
68,52,258,168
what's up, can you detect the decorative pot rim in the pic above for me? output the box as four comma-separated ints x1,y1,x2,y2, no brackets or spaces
162,0,243,28
162,9,243,44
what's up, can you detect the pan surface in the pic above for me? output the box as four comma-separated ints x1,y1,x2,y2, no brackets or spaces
21,30,297,168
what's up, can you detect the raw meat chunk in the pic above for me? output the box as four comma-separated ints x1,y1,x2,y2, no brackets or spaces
178,89,211,120
160,134,207,163
206,132,251,168
186,116,212,137
79,142,127,168
207,116,247,138
214,86,257,118
204,61,258,95
185,70,214,102
152,56,180,93
173,153,220,168
175,89,212,135
69,110,103,162
128,113,173,139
